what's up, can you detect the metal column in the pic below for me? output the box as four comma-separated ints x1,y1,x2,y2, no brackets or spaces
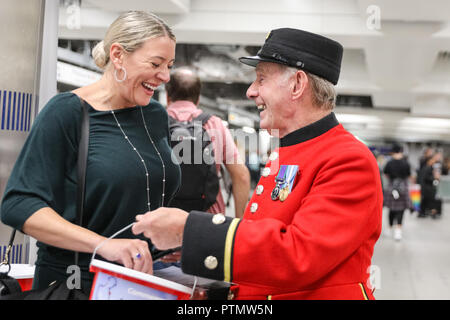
0,0,58,265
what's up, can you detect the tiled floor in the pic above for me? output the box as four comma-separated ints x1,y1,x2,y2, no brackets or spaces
372,202,450,300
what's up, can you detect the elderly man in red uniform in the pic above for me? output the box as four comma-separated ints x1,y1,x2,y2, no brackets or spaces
132,28,383,300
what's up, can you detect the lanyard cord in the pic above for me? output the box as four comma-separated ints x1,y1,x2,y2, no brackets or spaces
90,222,135,266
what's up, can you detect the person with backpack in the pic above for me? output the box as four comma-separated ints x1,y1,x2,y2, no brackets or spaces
165,67,250,218
383,144,412,240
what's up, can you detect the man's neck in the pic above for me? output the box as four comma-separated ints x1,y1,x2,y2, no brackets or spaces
279,108,332,138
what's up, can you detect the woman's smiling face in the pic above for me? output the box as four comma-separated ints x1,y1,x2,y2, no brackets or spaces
117,36,175,106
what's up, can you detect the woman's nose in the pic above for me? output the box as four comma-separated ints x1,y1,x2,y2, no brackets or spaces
158,69,171,83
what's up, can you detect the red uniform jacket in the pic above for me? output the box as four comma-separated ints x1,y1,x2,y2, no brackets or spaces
181,113,383,300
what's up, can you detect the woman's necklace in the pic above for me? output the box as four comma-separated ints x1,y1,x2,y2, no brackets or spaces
109,106,166,211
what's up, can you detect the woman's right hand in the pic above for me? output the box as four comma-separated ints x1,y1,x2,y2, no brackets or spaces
96,238,153,274
21,208,153,274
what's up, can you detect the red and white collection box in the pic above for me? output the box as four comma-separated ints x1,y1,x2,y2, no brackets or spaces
89,259,192,300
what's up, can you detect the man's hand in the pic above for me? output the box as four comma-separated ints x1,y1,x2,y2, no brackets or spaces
132,208,189,250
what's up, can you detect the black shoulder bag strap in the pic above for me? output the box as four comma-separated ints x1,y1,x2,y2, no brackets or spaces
0,230,22,295
74,97,90,266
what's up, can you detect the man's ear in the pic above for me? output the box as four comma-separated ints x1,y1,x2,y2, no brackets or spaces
292,70,309,100
110,42,125,69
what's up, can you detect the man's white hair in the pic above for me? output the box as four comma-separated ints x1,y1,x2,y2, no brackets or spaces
281,66,336,110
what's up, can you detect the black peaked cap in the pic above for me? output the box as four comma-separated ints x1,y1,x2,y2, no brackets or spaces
239,28,343,85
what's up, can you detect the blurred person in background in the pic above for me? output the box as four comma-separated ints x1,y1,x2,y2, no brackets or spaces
442,156,450,175
418,147,435,172
419,152,443,219
383,144,412,241
165,67,250,219
417,147,434,217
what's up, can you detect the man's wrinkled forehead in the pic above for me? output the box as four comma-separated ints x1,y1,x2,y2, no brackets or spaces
255,61,283,74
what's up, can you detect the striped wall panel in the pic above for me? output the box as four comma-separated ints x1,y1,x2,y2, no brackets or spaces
0,243,27,264
0,90,34,132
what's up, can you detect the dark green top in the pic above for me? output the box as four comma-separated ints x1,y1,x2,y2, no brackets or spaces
1,92,181,285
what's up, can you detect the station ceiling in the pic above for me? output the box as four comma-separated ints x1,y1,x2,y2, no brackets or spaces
58,0,450,143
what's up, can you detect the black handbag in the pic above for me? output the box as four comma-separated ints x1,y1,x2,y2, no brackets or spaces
0,230,23,296
0,97,90,300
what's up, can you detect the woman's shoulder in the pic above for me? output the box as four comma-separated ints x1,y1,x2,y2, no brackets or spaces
146,98,168,120
39,92,82,118
33,92,82,133
148,98,165,112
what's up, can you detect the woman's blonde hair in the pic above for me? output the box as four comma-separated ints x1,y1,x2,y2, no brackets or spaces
92,11,176,70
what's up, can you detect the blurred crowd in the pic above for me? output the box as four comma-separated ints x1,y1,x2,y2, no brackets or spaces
376,145,449,241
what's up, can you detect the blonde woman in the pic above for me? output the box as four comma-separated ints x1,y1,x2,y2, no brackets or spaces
1,11,180,294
